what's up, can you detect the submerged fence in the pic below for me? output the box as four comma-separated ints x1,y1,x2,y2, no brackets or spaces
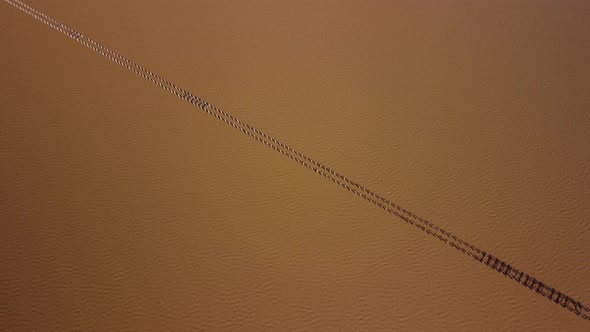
5,0,589,321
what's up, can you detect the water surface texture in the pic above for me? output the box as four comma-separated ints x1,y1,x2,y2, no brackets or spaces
1,1,589,330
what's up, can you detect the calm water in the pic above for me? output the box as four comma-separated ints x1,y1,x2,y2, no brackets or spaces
1,1,589,330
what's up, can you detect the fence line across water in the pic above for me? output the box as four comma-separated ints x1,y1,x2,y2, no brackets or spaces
4,0,589,321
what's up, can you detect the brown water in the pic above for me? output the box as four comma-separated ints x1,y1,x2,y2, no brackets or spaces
1,0,589,330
